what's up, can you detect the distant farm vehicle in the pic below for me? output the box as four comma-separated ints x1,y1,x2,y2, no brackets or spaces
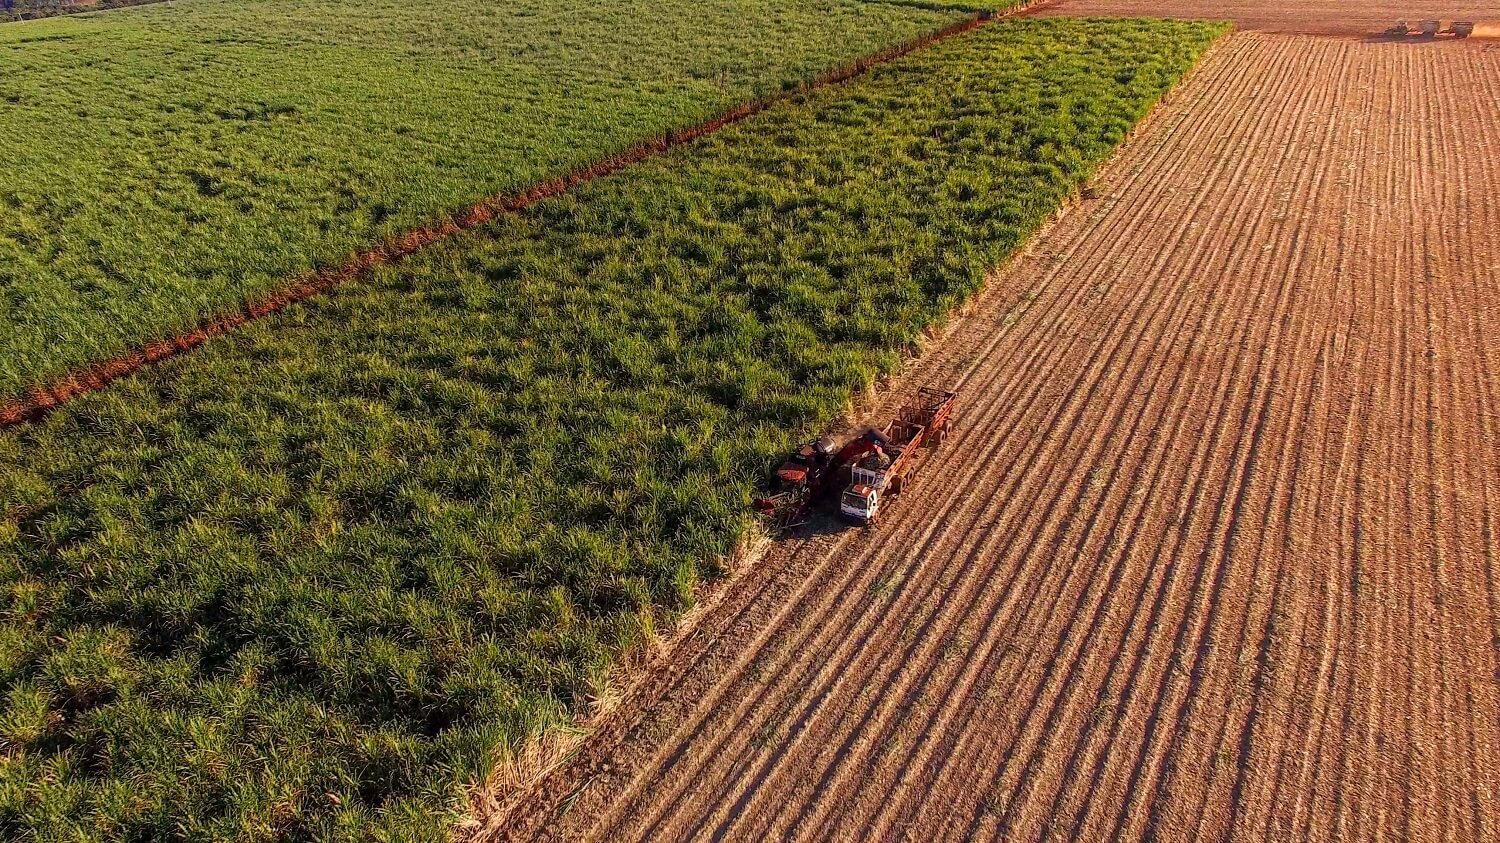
1387,19,1476,38
752,387,957,533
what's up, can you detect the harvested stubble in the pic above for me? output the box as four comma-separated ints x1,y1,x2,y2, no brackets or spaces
0,18,1223,842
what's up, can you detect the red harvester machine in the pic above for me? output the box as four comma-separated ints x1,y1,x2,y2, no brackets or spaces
752,436,840,532
753,387,957,532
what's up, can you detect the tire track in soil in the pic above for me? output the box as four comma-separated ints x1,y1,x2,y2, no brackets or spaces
984,29,1314,834
1171,35,1353,843
485,31,1500,843
1105,35,1350,843
1264,41,1373,843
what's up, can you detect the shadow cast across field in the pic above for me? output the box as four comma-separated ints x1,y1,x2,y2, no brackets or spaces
782,512,867,540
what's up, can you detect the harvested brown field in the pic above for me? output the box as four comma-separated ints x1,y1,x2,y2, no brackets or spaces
1034,0,1500,34
485,29,1500,843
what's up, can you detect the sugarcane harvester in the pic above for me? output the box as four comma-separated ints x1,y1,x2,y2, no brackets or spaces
753,387,957,532
752,436,840,532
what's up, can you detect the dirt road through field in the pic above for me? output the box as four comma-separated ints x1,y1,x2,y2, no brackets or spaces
486,30,1500,843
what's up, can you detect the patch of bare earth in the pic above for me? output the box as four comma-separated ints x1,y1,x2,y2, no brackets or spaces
481,30,1500,843
1033,0,1500,35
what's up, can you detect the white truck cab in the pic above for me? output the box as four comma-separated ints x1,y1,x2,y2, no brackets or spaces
841,483,879,524
841,464,901,524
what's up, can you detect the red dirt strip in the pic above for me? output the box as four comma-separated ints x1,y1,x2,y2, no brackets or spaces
0,2,1058,429
484,30,1500,843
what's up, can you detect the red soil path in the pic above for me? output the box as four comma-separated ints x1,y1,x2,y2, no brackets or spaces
1,5,1060,429
1035,0,1500,35
483,30,1500,843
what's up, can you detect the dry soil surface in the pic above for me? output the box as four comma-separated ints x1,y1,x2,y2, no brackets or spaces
1035,0,1500,34
484,29,1500,843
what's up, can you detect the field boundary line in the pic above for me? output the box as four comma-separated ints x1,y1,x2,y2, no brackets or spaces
0,0,1057,431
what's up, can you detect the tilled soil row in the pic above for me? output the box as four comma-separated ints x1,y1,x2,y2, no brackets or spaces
490,31,1500,842
0,2,1058,430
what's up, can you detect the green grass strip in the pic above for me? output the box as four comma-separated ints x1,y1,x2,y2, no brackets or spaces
0,0,964,399
0,17,1226,841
